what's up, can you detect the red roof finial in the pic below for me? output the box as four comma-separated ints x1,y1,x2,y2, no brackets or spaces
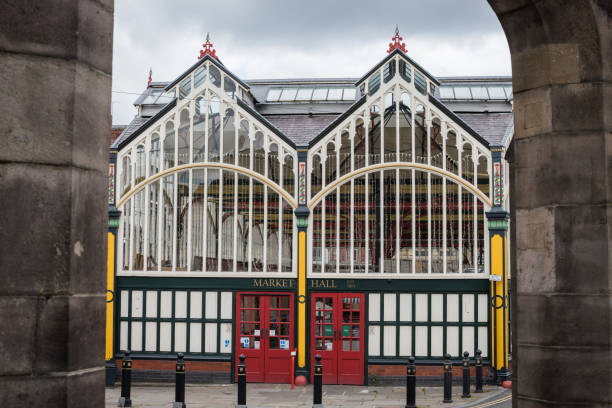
387,26,407,53
147,68,152,88
198,33,218,60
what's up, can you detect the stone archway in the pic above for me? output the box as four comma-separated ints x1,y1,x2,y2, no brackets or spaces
488,1,611,406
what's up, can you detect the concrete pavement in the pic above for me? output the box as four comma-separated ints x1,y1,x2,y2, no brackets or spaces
106,383,511,407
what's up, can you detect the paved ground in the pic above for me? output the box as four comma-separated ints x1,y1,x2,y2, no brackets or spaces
106,384,511,407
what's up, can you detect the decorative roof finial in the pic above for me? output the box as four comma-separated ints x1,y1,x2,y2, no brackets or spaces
147,68,152,88
387,26,407,53
198,32,218,60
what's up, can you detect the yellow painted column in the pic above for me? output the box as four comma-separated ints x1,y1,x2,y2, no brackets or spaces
298,231,306,368
106,231,115,361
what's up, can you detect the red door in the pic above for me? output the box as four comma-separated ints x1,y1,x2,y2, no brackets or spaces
311,293,364,385
236,293,294,383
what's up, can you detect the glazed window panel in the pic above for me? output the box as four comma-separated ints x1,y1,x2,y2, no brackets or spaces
383,96,397,163
209,65,221,88
339,131,351,177
121,155,131,197
430,119,442,168
236,175,250,272
352,176,366,273
477,155,489,198
398,170,412,273
283,154,294,197
281,199,293,272
462,143,474,185
238,120,250,169
220,171,235,271
176,171,189,270
160,175,174,270
150,134,160,175
208,96,220,162
178,109,190,166
132,190,145,270
414,171,427,273
311,202,323,273
193,96,206,163
414,71,427,95
224,76,236,98
253,131,265,176
135,145,146,184
399,60,412,83
446,131,459,175
205,169,220,272
324,190,336,273
383,60,395,83
222,108,235,164
367,172,380,272
179,77,191,100
194,65,207,88
191,170,206,271
251,180,264,272
383,170,396,273
338,183,351,273
368,72,381,95
398,96,412,162
325,142,336,185
446,181,459,273
414,105,426,164
461,187,475,273
268,143,280,184
354,119,366,170
310,154,322,197
369,105,381,165
147,181,159,271
267,187,280,272
431,175,444,273
164,120,175,170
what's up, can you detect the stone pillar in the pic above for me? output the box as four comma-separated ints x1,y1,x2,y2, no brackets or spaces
0,1,113,407
489,0,611,405
294,148,310,384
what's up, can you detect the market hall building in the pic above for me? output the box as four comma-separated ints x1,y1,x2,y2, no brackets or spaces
106,31,513,386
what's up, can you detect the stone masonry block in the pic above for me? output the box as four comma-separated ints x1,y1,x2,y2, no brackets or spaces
67,368,105,408
0,297,38,375
0,53,109,172
0,163,106,296
513,132,607,209
553,204,609,293
0,0,113,73
515,207,556,294
517,345,611,404
516,293,610,347
513,87,552,139
551,83,604,132
69,168,108,294
68,295,105,371
0,376,67,407
34,296,69,373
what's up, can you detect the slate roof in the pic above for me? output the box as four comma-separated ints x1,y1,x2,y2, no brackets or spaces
263,114,341,146
110,116,149,149
457,112,514,147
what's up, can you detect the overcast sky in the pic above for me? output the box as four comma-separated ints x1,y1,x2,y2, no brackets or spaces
111,0,511,125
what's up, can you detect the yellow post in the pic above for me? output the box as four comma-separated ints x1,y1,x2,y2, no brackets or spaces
298,231,306,368
106,231,115,360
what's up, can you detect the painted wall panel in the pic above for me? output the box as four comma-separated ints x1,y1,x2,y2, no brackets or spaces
478,326,488,357
205,322,217,352
146,290,157,317
120,291,129,317
131,321,142,351
415,294,428,321
431,326,443,356
477,294,488,322
175,322,187,352
368,325,380,356
131,290,143,318
384,293,396,321
369,293,380,321
120,321,128,351
431,294,443,322
462,294,475,322
205,292,218,319
399,293,412,321
383,325,396,356
220,322,232,353
462,326,474,355
220,292,233,319
175,291,187,319
160,322,172,351
145,322,157,351
399,326,412,356
415,326,428,356
190,291,203,319
160,291,172,318
190,322,202,352
447,294,459,322
446,326,459,357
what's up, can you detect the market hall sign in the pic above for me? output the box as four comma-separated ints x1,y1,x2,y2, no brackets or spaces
251,278,296,289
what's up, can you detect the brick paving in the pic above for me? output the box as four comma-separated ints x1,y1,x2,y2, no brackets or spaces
106,383,509,407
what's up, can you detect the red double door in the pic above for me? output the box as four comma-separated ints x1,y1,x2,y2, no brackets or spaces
311,293,364,385
235,293,294,383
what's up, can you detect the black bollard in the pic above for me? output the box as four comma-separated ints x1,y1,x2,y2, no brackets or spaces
236,354,247,408
443,353,453,403
118,350,132,407
462,351,471,398
313,354,322,408
405,356,416,408
173,352,186,408
475,349,483,393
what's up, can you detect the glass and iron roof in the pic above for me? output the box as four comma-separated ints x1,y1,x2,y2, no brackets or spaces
438,83,512,101
266,87,357,103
